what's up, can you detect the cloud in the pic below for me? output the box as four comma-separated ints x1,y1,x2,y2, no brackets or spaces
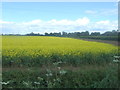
85,9,118,16
76,17,90,26
89,20,118,32
96,20,110,25
0,20,14,24
100,9,118,16
0,17,118,34
22,20,43,25
47,17,89,26
85,10,97,14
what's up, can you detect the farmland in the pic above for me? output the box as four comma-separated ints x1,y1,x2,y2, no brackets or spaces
2,36,119,88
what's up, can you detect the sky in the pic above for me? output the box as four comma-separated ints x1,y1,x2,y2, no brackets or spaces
1,2,118,34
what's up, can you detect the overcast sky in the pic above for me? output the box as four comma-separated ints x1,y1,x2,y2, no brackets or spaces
1,2,118,34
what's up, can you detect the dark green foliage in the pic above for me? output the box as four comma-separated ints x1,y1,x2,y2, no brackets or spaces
2,64,119,88
78,36,119,41
2,52,117,67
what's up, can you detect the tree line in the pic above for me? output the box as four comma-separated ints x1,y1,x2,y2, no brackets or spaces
25,30,119,37
2,30,119,41
2,30,119,37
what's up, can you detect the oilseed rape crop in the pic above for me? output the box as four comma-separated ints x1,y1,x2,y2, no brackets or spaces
2,36,119,88
2,36,118,67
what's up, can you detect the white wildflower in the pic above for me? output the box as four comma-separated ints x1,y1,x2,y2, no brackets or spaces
34,82,40,84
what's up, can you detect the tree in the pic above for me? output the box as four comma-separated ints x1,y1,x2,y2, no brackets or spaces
45,32,49,36
80,31,89,36
91,32,100,36
62,31,68,37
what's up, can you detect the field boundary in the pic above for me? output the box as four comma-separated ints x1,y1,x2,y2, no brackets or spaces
78,38,119,46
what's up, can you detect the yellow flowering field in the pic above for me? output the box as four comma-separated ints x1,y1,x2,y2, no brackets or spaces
2,36,118,66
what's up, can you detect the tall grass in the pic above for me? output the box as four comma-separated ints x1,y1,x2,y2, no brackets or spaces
2,64,118,88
